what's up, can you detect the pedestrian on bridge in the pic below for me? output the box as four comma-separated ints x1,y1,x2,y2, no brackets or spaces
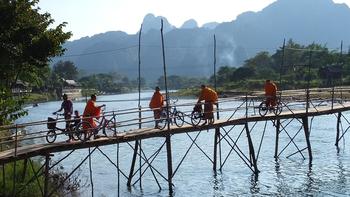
53,93,73,142
197,84,218,125
149,87,165,129
264,79,278,109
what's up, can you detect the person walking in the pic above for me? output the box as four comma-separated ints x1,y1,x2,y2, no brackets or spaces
53,94,73,142
149,87,165,129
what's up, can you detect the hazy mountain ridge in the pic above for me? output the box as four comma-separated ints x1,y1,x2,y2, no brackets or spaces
60,0,350,81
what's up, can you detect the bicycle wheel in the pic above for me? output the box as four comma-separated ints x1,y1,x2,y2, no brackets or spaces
76,121,93,141
103,119,117,137
174,111,185,127
70,125,81,141
46,130,57,143
273,100,283,116
191,111,202,126
158,117,167,130
258,101,268,117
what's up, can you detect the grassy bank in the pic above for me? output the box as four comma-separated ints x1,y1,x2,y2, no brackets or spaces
23,92,57,104
0,129,80,196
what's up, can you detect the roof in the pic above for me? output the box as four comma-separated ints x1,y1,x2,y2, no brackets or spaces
64,79,79,87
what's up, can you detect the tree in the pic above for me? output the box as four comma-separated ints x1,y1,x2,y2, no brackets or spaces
0,0,71,125
232,67,255,81
52,60,78,80
215,66,236,85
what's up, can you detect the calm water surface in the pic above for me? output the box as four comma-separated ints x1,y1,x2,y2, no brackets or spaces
17,93,350,196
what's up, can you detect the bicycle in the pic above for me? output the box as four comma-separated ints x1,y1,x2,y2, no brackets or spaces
158,99,185,130
190,103,215,126
75,107,117,141
258,96,282,117
46,114,81,143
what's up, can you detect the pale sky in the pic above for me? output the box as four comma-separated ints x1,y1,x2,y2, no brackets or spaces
37,0,350,41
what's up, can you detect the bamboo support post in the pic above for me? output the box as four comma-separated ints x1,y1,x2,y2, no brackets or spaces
166,135,173,194
127,140,139,187
245,123,259,174
302,117,312,164
43,154,50,197
274,119,281,159
335,112,341,147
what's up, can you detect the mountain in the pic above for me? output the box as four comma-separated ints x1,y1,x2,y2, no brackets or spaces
181,19,198,29
58,0,350,82
202,22,219,29
141,13,174,33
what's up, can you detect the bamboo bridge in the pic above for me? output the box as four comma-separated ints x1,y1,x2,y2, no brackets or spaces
1,87,350,196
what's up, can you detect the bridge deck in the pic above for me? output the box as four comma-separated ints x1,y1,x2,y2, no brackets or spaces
1,103,349,164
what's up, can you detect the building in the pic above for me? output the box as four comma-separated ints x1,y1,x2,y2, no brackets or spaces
11,80,32,94
62,79,82,99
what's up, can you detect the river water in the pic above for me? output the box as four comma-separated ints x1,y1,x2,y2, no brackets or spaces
17,92,350,196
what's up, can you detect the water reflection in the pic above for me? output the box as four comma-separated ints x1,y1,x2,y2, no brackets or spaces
212,171,224,196
249,173,260,194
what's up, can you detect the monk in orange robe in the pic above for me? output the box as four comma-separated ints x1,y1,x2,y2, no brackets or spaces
264,79,278,108
149,87,164,129
197,84,218,125
83,94,105,133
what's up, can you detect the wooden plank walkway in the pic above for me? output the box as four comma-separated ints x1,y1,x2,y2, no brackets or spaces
1,103,350,165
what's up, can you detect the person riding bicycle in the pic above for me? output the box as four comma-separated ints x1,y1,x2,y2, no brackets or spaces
149,86,165,129
197,84,218,125
83,94,106,138
53,94,73,142
264,79,278,110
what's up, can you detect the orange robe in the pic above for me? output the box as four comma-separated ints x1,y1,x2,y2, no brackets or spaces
83,99,101,128
149,91,164,109
198,87,218,119
264,82,277,106
149,91,164,119
198,87,218,103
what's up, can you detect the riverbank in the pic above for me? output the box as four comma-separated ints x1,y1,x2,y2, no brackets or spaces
24,92,56,104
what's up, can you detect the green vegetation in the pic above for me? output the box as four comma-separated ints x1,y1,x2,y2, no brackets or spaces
0,159,80,197
24,92,56,103
79,73,146,94
0,0,71,125
156,75,208,90
0,160,44,197
213,40,349,91
175,40,350,96
0,1,81,196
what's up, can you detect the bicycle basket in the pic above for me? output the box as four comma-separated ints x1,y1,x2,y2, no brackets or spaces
47,117,56,129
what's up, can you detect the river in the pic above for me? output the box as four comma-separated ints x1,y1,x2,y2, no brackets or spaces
17,92,350,196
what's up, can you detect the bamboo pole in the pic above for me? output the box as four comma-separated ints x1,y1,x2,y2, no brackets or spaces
245,123,259,174
127,140,139,187
213,34,220,171
89,147,94,197
139,140,142,188
160,19,173,194
335,112,341,147
138,24,143,130
302,117,312,165
117,143,120,197
165,135,173,194
12,125,18,197
274,119,280,159
43,154,50,197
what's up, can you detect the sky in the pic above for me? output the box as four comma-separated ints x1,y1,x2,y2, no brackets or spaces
37,0,350,41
